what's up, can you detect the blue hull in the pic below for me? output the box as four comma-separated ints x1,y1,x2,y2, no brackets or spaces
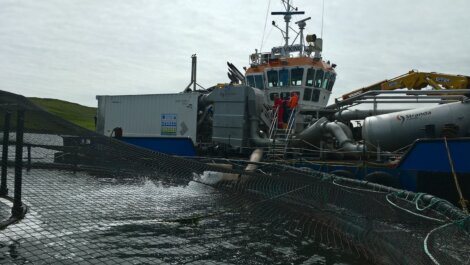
295,138,470,205
120,137,196,156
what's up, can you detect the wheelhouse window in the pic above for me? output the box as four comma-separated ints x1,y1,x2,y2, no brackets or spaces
306,68,315,86
312,89,320,102
322,72,331,89
269,92,279,100
303,88,312,101
280,92,290,100
254,75,265,89
267,70,278,87
279,69,289,87
291,68,304,86
247,75,264,89
247,75,255,87
327,74,336,91
314,69,324,88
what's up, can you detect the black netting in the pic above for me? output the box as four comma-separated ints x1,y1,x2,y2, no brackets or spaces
1,90,469,265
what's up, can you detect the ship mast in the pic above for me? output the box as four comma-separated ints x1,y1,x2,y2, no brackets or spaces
271,0,304,53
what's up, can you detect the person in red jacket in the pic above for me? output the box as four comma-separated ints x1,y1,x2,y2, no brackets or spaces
273,94,284,128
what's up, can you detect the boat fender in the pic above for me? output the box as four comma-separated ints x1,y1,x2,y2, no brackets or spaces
329,169,355,179
364,171,401,189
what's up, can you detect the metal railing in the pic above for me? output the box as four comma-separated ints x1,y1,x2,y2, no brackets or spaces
283,107,297,155
328,89,470,110
268,106,279,140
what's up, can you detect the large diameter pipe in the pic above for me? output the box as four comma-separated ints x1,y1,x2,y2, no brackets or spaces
245,148,263,172
337,121,354,139
295,117,329,145
246,88,272,147
249,117,272,147
295,117,364,156
324,122,364,154
197,148,263,185
198,94,213,107
197,105,213,126
363,101,470,151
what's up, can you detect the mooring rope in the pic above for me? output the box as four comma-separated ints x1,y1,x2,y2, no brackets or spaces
443,137,469,214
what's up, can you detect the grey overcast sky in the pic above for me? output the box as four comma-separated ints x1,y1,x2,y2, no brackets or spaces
1,0,469,107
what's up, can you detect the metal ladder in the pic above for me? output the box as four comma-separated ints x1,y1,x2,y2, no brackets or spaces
267,107,298,159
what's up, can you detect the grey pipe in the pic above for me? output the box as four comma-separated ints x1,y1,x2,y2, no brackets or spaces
197,104,212,126
198,94,212,107
337,121,353,139
198,148,263,185
334,109,407,121
324,122,364,154
244,91,272,147
295,117,329,145
325,122,351,146
295,117,364,156
249,117,272,147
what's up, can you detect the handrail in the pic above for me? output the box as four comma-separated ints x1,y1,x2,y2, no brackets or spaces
327,89,470,110
267,106,279,159
285,106,296,139
268,106,279,140
283,107,297,155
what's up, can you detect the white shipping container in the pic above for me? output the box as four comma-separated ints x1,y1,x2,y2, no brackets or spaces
96,93,200,142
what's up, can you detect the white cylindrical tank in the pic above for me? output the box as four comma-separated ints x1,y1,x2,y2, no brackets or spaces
362,101,470,151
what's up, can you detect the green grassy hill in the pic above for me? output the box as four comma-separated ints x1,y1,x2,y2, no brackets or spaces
29,97,97,131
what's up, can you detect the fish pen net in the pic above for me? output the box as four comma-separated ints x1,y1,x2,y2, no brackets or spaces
0,90,469,265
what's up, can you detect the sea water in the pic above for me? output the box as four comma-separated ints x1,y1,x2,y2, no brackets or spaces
0,169,369,264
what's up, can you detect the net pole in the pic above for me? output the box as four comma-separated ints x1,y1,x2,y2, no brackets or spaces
12,109,25,218
0,111,11,196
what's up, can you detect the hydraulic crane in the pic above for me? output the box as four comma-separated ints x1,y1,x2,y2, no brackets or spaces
341,70,470,100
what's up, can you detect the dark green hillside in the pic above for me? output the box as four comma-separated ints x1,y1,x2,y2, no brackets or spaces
29,98,97,131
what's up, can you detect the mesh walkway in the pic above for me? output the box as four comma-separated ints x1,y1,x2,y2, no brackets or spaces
0,199,10,221
1,90,469,264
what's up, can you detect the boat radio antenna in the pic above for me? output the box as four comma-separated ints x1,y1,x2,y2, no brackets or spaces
271,0,304,50
321,0,325,38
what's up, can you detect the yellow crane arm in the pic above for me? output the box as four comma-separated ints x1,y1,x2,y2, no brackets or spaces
342,70,470,100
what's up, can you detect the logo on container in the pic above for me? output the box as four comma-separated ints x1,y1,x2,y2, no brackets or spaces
435,77,450,83
396,115,405,124
396,111,431,124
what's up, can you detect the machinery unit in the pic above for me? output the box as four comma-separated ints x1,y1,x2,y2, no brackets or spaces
96,93,199,141
201,85,270,150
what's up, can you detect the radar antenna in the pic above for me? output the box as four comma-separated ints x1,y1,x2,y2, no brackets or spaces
295,17,311,56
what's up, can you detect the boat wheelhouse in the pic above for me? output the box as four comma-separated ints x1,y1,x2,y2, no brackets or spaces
244,0,337,112
246,57,336,111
